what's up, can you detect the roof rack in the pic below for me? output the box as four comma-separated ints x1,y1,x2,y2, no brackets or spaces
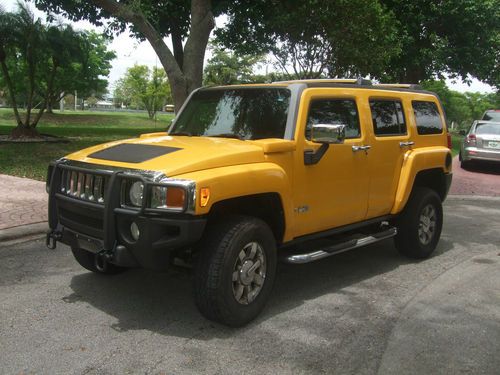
375,83,423,90
272,78,373,86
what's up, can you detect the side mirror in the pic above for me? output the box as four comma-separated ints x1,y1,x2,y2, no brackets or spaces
311,124,346,144
459,130,466,136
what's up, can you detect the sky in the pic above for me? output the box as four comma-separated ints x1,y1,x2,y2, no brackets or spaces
2,0,496,95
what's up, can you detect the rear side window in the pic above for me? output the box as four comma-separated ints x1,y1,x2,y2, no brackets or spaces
413,101,443,135
306,99,361,139
369,100,406,136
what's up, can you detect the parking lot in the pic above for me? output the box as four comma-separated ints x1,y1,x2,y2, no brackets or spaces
1,197,499,374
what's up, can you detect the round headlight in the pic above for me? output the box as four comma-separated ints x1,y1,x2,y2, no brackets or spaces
129,181,144,206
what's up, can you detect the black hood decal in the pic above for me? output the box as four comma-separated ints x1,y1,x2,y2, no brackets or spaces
88,144,181,163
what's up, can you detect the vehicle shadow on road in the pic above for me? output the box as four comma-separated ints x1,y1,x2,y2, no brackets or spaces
461,162,500,175
65,238,454,339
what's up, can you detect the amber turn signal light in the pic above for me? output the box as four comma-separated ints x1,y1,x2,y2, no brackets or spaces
200,188,210,207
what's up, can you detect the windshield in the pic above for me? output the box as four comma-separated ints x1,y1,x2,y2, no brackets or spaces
482,111,500,121
170,88,291,140
475,122,500,135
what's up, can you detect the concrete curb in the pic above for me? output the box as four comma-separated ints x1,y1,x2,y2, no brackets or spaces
0,222,48,242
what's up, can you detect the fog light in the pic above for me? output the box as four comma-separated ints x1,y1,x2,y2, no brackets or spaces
130,222,140,241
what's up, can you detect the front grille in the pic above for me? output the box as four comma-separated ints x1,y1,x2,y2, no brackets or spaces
60,169,108,204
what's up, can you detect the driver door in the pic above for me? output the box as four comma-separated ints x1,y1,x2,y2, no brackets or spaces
292,90,370,238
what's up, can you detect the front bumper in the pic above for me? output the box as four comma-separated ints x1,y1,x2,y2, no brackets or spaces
47,160,206,270
462,146,500,163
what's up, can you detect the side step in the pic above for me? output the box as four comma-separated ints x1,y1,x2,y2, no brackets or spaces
282,227,397,264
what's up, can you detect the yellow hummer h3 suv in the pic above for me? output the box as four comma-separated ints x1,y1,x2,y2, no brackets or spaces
46,79,453,326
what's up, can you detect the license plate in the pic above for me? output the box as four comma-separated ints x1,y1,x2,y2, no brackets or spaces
487,141,500,149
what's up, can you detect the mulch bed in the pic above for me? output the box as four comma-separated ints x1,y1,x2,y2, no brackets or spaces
0,134,69,144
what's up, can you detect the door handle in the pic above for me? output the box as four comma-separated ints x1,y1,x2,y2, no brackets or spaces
352,145,371,153
399,141,415,148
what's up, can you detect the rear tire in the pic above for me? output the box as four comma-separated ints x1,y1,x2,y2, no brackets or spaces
194,216,277,327
459,152,471,169
394,187,443,259
71,247,127,275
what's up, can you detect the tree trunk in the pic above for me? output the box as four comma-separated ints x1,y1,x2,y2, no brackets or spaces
10,126,40,138
91,0,214,110
0,52,23,127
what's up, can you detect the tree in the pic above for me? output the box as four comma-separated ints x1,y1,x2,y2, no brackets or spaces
379,0,500,87
46,31,115,112
0,2,115,137
114,64,172,118
35,0,219,110
215,0,401,80
203,45,264,85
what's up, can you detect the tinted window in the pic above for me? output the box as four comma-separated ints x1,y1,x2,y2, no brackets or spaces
413,101,443,135
370,100,406,136
171,88,290,140
306,99,361,139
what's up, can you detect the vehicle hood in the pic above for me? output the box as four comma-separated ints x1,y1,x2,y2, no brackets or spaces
65,134,293,177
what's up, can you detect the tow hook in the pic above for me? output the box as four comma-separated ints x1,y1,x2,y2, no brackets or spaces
46,231,62,249
97,249,114,261
95,249,114,272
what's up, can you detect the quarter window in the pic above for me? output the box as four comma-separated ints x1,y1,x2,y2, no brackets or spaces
413,101,443,135
306,99,361,139
370,100,407,136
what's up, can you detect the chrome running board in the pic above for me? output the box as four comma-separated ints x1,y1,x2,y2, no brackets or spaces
283,227,397,264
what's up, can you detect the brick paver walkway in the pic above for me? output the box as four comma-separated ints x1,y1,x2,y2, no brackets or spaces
0,174,48,230
449,156,500,196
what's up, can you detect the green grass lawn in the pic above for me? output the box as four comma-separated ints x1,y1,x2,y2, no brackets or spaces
0,108,174,181
450,134,462,157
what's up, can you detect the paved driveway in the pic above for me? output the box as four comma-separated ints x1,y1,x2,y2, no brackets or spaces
449,156,500,196
0,198,499,374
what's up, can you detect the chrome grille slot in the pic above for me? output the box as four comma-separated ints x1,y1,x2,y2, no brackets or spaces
60,168,107,204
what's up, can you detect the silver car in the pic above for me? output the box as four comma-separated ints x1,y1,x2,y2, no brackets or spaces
459,121,500,168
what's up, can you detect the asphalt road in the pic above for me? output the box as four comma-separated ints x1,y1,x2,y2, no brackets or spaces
1,197,499,374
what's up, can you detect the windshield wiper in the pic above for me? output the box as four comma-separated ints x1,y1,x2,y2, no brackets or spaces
209,133,243,140
169,131,192,136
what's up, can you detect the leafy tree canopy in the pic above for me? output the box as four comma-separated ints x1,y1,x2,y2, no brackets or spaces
114,64,172,118
380,0,500,87
203,45,264,85
0,2,115,136
215,0,401,79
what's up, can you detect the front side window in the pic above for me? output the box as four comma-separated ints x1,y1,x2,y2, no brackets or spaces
413,101,443,135
370,99,407,136
306,99,361,139
170,88,291,140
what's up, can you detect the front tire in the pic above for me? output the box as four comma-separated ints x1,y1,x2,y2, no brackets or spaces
394,187,443,259
71,247,127,275
194,216,277,327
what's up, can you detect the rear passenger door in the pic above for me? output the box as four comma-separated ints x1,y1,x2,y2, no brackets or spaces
365,96,411,218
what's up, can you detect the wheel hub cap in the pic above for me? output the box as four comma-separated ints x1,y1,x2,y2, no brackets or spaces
239,260,256,285
418,204,437,245
232,242,267,305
